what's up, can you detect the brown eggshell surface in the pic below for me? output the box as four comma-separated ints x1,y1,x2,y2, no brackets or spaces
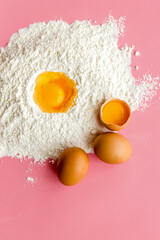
94,132,132,164
57,147,89,186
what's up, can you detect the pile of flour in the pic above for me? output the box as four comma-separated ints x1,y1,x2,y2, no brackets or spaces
0,16,159,162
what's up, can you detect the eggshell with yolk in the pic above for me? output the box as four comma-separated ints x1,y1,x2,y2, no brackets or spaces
99,99,131,131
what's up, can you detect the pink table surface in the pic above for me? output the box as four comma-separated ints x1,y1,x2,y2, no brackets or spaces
0,0,160,239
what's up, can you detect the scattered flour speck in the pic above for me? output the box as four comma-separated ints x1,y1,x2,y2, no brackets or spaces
135,51,140,56
26,176,35,183
135,66,139,70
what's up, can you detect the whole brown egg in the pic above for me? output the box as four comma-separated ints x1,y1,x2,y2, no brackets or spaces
93,132,132,164
57,147,89,186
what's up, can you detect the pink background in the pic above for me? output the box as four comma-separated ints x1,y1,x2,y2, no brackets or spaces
0,0,160,239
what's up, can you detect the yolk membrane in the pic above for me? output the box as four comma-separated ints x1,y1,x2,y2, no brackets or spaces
41,82,65,108
102,101,129,126
33,71,78,113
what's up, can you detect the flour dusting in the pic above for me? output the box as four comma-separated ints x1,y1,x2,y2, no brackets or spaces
0,16,159,162
135,51,140,56
26,176,35,183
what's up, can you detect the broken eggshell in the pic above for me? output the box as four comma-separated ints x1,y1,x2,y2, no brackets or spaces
99,98,131,131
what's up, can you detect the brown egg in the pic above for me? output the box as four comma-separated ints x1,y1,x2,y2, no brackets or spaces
93,132,132,164
57,147,89,186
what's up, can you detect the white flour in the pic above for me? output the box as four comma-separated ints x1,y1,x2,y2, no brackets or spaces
0,16,159,162
135,51,140,56
26,176,34,183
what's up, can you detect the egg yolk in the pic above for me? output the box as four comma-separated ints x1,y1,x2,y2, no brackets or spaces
102,101,129,126
33,72,78,113
41,83,65,108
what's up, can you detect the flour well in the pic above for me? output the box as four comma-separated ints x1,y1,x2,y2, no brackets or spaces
0,16,159,162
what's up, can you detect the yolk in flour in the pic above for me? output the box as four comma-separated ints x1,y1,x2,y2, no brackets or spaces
33,71,78,113
41,83,65,108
